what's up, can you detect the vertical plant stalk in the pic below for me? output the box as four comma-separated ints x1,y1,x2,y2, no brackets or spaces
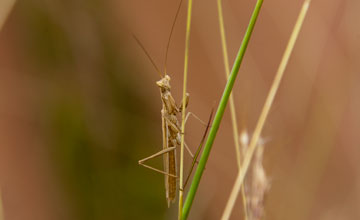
0,1,15,219
0,0,16,32
178,0,193,219
221,0,311,219
182,0,264,219
0,190,3,220
216,0,248,219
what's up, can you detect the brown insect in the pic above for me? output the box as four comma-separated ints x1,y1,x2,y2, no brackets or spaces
135,0,211,207
138,72,189,206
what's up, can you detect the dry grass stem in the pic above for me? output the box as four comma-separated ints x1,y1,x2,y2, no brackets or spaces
0,190,4,220
221,0,311,219
217,0,248,218
179,0,193,218
0,0,16,32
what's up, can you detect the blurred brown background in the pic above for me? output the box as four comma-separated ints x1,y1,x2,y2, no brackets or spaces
0,0,359,219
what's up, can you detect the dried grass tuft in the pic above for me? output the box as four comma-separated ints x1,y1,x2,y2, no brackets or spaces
240,130,270,220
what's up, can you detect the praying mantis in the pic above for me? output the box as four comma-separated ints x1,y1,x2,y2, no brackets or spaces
135,0,211,207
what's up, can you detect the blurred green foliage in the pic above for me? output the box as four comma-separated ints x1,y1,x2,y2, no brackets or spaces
14,0,170,219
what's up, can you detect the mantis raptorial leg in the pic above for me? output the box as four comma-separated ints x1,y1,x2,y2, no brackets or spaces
164,110,209,159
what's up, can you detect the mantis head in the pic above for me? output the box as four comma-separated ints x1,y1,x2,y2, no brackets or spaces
156,75,171,92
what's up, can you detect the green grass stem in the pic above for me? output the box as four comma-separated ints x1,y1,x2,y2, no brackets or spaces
181,0,264,219
221,0,310,218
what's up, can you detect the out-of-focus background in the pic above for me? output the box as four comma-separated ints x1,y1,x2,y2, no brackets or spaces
0,0,359,219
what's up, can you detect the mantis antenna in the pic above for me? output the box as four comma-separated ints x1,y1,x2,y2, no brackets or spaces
164,0,184,76
132,34,163,78
133,0,183,78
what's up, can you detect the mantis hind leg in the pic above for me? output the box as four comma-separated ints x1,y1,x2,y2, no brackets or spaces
138,146,177,178
184,111,208,126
